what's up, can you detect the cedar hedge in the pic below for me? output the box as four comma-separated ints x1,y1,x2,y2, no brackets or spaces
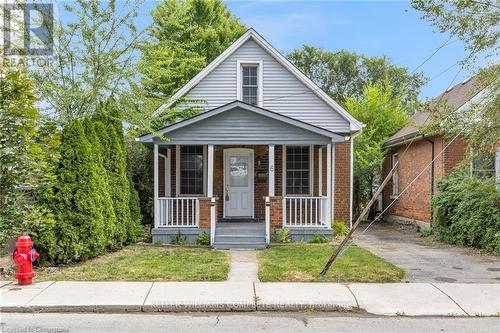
31,104,142,264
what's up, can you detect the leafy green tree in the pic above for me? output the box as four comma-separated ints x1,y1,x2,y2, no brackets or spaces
0,66,39,246
54,120,107,263
139,0,246,101
412,0,499,60
31,0,143,123
413,1,499,154
346,82,408,215
288,46,426,109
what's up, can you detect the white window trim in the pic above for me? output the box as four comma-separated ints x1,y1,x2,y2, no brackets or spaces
175,145,207,197
391,153,399,199
236,60,263,107
282,145,314,196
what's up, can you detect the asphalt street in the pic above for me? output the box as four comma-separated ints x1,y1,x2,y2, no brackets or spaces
1,312,499,333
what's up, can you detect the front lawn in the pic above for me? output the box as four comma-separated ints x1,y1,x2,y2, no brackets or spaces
35,245,230,281
258,244,404,282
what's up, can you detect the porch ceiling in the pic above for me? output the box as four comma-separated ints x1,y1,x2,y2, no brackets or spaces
138,101,347,145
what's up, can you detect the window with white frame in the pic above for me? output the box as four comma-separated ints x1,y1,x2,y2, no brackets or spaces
286,146,310,195
179,145,204,195
391,153,399,196
241,65,258,105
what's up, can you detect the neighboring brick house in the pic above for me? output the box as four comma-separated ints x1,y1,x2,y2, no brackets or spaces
381,76,491,230
138,29,363,248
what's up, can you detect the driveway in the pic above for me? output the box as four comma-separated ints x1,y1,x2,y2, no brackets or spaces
354,222,500,283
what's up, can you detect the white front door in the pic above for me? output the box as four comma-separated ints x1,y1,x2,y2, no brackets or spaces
224,148,254,217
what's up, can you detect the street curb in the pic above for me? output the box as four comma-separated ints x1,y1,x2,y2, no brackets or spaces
0,305,473,316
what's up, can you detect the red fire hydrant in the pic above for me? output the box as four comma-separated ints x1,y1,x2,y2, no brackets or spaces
12,235,39,285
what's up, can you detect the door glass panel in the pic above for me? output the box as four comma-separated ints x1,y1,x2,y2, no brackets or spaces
229,156,249,186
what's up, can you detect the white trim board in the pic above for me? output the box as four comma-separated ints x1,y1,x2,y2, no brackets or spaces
152,29,363,132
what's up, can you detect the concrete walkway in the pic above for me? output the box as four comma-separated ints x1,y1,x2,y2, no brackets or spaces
227,250,259,282
1,280,499,316
354,222,500,283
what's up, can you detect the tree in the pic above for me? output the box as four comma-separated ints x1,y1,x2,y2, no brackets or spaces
412,0,499,60
31,0,143,123
413,1,499,154
53,120,107,263
137,0,246,114
0,66,38,246
288,46,426,109
83,118,120,249
346,82,408,215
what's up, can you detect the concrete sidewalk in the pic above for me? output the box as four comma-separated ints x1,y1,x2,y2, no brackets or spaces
1,280,499,316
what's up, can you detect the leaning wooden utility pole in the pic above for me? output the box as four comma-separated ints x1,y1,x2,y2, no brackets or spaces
320,161,399,276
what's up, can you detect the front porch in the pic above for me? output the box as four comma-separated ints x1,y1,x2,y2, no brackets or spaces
151,143,341,246
140,101,353,247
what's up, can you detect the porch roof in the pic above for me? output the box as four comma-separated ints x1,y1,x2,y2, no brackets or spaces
137,101,347,145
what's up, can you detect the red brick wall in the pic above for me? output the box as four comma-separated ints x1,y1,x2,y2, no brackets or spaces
269,196,282,228
382,136,467,223
334,141,351,223
198,198,217,229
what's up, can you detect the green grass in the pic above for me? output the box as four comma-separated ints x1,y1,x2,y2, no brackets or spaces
258,244,405,282
35,245,230,281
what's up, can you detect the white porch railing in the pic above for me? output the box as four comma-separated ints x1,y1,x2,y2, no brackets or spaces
283,196,329,227
157,197,199,228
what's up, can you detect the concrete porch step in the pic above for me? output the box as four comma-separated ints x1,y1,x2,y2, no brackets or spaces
214,235,266,243
213,241,267,250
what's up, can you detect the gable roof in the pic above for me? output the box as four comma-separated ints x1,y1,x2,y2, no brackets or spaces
386,74,487,147
138,100,346,143
154,28,363,132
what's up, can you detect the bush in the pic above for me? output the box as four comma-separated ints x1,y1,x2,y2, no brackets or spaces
432,169,500,254
171,231,187,245
272,228,291,243
308,234,330,243
332,220,349,237
197,232,210,246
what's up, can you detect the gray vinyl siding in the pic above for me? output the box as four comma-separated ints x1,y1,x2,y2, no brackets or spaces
157,107,332,145
182,38,350,133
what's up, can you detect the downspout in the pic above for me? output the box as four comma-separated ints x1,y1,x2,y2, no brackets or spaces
423,135,434,228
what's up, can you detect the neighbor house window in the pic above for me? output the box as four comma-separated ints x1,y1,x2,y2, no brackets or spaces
241,65,258,105
286,146,310,195
391,153,399,196
471,154,495,178
180,145,204,195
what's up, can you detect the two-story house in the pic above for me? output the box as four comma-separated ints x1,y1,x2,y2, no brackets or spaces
138,29,363,248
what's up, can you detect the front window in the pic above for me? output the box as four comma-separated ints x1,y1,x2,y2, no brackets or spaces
286,146,310,195
180,146,204,195
241,65,258,105
391,153,399,196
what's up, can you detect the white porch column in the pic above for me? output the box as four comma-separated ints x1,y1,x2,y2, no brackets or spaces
326,143,332,227
207,145,214,197
153,143,159,228
268,145,275,196
166,148,171,197
207,145,215,244
318,147,323,196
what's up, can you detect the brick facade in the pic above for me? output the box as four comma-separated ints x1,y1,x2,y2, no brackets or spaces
157,143,352,227
334,141,351,223
382,136,467,224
